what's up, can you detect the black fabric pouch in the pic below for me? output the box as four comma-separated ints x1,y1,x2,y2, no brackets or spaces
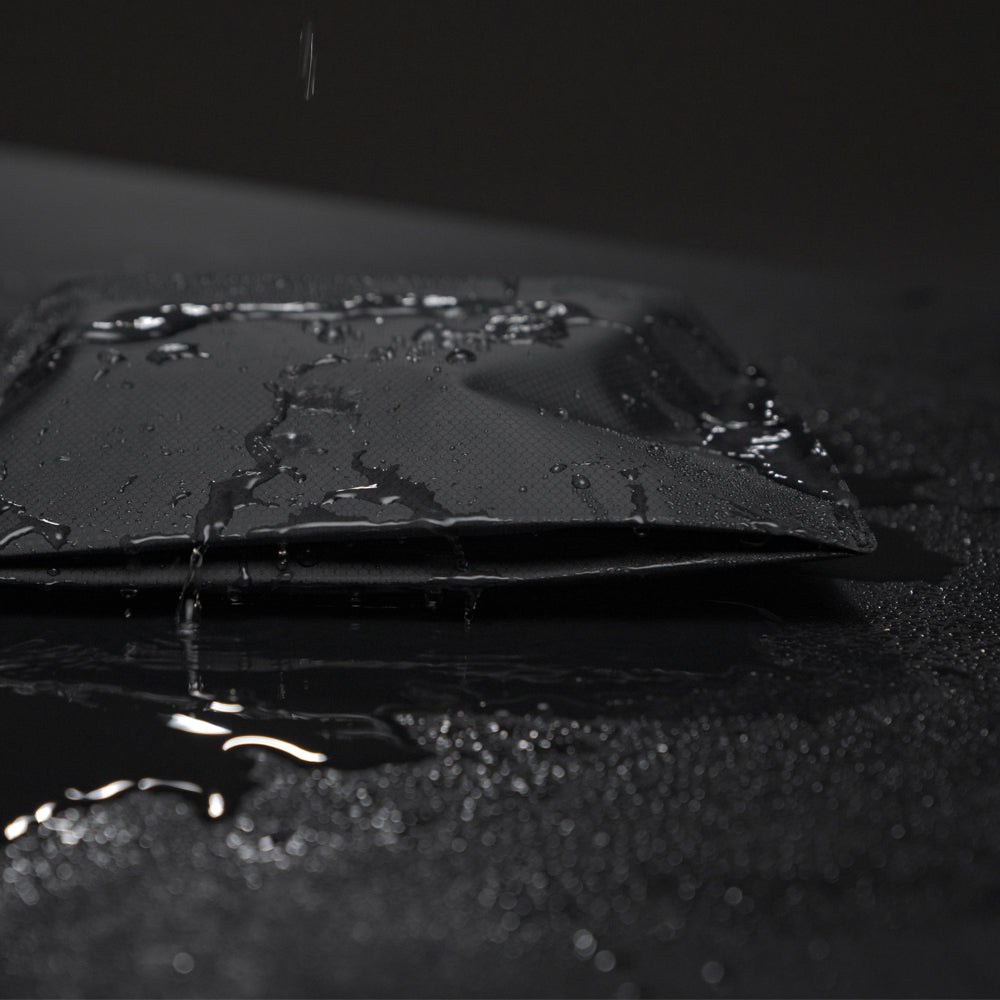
0,274,873,596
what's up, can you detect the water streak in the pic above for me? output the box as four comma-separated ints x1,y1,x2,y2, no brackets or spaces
0,496,71,551
298,18,317,100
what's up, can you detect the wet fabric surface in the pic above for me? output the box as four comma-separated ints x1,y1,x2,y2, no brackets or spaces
0,275,870,593
1,150,999,998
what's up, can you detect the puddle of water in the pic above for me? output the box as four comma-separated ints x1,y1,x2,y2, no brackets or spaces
0,570,852,844
842,472,937,507
0,615,431,842
804,523,960,583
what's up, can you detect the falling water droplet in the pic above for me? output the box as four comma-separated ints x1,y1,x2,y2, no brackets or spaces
298,18,317,100
462,588,480,626
176,545,204,629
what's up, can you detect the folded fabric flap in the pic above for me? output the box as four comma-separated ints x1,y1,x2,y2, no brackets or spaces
0,527,832,591
0,274,874,588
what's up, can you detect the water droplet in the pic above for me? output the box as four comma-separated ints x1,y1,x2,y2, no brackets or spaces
555,407,569,420
573,929,597,959
701,960,725,985
571,474,591,490
282,354,349,377
445,348,477,364
172,952,196,975
594,950,616,973
320,322,355,344
302,318,330,339
93,348,128,381
146,343,209,365
550,463,567,474
367,346,395,363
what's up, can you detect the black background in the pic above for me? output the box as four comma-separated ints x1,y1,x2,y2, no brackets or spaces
1,1,998,266
4,6,1000,997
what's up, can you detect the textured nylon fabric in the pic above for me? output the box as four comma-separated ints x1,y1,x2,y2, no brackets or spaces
0,275,873,591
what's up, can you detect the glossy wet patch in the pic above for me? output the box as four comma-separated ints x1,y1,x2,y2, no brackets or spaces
804,523,961,584
0,617,430,841
0,569,869,843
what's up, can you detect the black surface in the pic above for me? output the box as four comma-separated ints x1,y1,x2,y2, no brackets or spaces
1,149,999,998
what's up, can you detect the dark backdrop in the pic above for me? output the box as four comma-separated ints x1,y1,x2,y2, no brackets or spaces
1,1,997,266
